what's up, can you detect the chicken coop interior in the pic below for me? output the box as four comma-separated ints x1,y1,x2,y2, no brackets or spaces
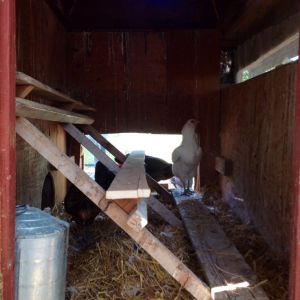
1,0,300,299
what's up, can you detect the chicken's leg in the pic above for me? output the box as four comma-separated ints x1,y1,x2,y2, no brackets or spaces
182,179,194,196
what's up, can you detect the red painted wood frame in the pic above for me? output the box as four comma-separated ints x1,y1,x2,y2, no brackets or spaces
290,29,300,300
0,0,16,299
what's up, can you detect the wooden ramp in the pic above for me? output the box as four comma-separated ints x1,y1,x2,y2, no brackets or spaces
172,189,269,300
16,117,211,300
63,123,182,228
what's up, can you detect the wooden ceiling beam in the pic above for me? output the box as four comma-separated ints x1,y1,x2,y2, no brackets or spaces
221,0,300,44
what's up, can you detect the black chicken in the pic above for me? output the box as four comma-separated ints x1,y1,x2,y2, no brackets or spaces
64,160,114,225
64,155,173,249
144,155,173,181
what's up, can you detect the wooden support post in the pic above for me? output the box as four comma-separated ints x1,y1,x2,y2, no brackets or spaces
127,198,148,231
0,1,16,299
16,85,34,98
16,117,212,300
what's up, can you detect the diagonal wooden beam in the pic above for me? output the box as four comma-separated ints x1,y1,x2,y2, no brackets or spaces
16,117,212,300
145,195,182,228
79,124,174,202
63,123,118,172
64,123,182,227
16,85,34,98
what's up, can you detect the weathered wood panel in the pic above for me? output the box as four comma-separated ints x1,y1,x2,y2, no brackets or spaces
16,0,67,207
67,30,220,184
220,62,297,255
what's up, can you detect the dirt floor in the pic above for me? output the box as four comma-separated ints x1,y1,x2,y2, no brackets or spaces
54,188,289,300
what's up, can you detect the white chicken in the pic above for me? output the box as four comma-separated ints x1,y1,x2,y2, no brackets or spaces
172,119,202,195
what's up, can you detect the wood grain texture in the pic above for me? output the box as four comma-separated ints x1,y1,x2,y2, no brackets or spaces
145,195,182,228
16,71,95,112
16,117,212,300
67,124,179,223
173,196,269,300
16,97,94,124
16,84,34,98
215,156,233,176
0,0,16,297
63,124,119,172
16,0,68,208
67,31,220,184
106,151,151,199
127,198,148,231
80,125,173,202
49,123,66,203
289,29,300,300
220,62,297,255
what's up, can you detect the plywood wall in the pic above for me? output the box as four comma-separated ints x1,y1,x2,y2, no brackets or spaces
220,62,297,255
67,30,220,184
16,0,67,207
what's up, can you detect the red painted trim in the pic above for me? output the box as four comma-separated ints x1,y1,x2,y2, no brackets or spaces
289,31,300,300
0,0,16,299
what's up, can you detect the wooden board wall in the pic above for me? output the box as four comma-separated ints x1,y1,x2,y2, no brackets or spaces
220,62,297,256
16,0,67,207
67,30,220,184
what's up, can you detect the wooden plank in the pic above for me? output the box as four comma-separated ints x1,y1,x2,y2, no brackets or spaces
16,71,95,112
173,191,269,300
117,199,139,214
63,124,118,172
16,84,34,98
16,117,212,300
79,125,174,202
221,63,297,253
106,151,151,200
49,123,67,203
16,97,94,124
79,125,125,162
66,124,180,226
215,156,233,176
145,195,182,228
127,198,148,231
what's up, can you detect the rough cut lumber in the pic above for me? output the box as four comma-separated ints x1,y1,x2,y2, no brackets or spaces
63,124,118,172
106,151,151,200
127,198,148,231
16,97,94,124
16,117,212,300
79,125,174,202
16,85,34,98
215,156,233,176
66,124,180,227
16,71,95,112
173,190,269,300
79,124,125,162
115,199,139,214
145,195,182,228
